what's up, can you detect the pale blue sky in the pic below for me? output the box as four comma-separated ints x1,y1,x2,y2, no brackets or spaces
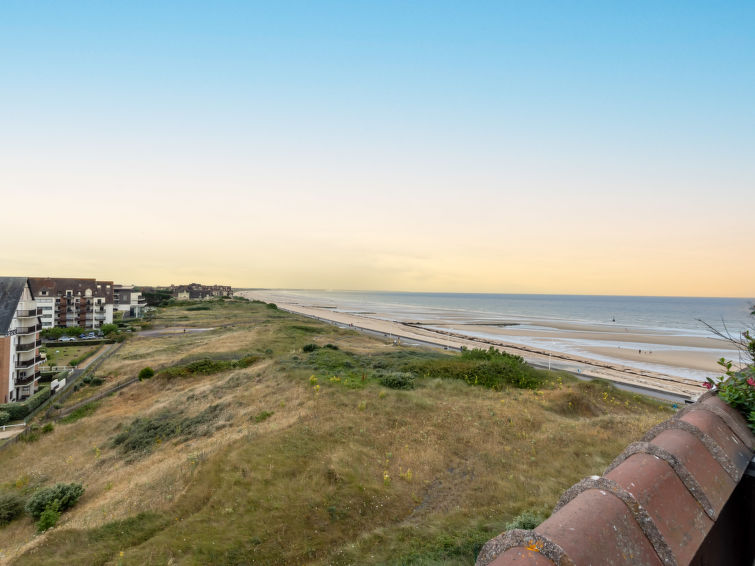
2,1,754,296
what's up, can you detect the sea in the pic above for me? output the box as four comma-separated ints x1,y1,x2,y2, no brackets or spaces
248,289,754,381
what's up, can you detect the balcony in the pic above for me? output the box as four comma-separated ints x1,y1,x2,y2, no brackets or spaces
16,324,41,335
15,370,40,385
15,357,37,369
16,342,37,352
16,308,41,318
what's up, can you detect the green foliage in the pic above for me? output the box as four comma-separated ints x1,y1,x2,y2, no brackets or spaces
302,343,319,352
707,361,755,432
25,483,84,520
0,411,9,426
138,367,155,380
505,510,547,530
236,355,260,368
89,377,104,386
160,358,235,379
111,404,227,455
186,305,211,311
142,289,173,307
266,302,278,310
61,402,100,424
41,326,87,340
0,491,25,525
159,354,259,378
378,371,416,390
37,501,60,532
42,422,54,434
25,386,51,413
253,411,274,423
406,347,546,390
324,343,339,350
100,323,118,335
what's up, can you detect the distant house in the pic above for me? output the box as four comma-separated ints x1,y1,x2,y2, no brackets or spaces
113,285,147,318
0,277,42,403
168,283,233,300
29,277,114,330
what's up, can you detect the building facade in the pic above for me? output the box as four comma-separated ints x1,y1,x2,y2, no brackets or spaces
113,285,147,318
0,277,43,403
29,278,114,330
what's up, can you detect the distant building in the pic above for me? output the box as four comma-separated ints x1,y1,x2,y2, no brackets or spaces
167,283,233,300
0,277,43,403
113,285,147,318
29,277,114,330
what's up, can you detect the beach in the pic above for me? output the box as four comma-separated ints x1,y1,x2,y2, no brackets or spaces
236,290,742,400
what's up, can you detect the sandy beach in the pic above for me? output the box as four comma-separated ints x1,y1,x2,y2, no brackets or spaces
237,290,725,400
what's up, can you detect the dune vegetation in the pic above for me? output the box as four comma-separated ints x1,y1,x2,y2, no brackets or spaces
0,298,673,565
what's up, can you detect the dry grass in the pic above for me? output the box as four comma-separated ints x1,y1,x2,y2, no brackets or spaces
0,300,673,565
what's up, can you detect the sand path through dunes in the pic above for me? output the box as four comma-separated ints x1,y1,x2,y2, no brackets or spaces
238,291,709,400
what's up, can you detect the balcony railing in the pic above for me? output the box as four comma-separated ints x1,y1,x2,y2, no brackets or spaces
15,370,40,385
16,324,41,335
15,357,37,369
16,342,37,352
16,308,42,317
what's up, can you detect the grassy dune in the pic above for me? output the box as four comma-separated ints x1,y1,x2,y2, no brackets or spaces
0,299,672,565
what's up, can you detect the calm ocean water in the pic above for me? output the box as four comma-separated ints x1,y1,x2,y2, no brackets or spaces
269,290,753,337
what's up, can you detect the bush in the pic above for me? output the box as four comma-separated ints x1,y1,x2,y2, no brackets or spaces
111,404,227,455
324,343,339,350
0,411,9,426
25,483,84,520
0,402,29,421
405,347,546,390
0,491,25,525
160,358,235,379
266,303,278,310
378,372,416,390
100,323,118,335
138,367,155,380
302,343,320,353
25,386,51,413
89,377,104,386
186,305,211,311
37,501,60,532
236,355,260,368
42,422,54,434
505,510,546,530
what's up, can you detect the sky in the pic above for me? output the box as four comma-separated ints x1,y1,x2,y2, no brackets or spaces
1,1,754,297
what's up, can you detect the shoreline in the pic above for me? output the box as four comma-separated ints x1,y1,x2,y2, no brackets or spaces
238,290,711,400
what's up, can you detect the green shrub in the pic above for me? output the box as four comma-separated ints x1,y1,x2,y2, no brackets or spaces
186,305,211,311
26,386,51,413
100,323,118,335
236,355,260,368
37,502,60,532
405,347,546,390
324,343,339,350
82,376,92,384
89,377,104,386
0,403,28,421
302,343,319,353
253,411,274,423
505,510,546,530
266,303,278,310
138,367,155,380
19,427,41,443
378,372,416,390
112,404,227,455
26,483,84,520
160,358,235,379
0,411,9,426
42,422,54,434
0,491,25,525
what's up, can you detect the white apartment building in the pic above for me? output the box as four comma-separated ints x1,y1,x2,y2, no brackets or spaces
29,278,114,330
0,277,43,403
